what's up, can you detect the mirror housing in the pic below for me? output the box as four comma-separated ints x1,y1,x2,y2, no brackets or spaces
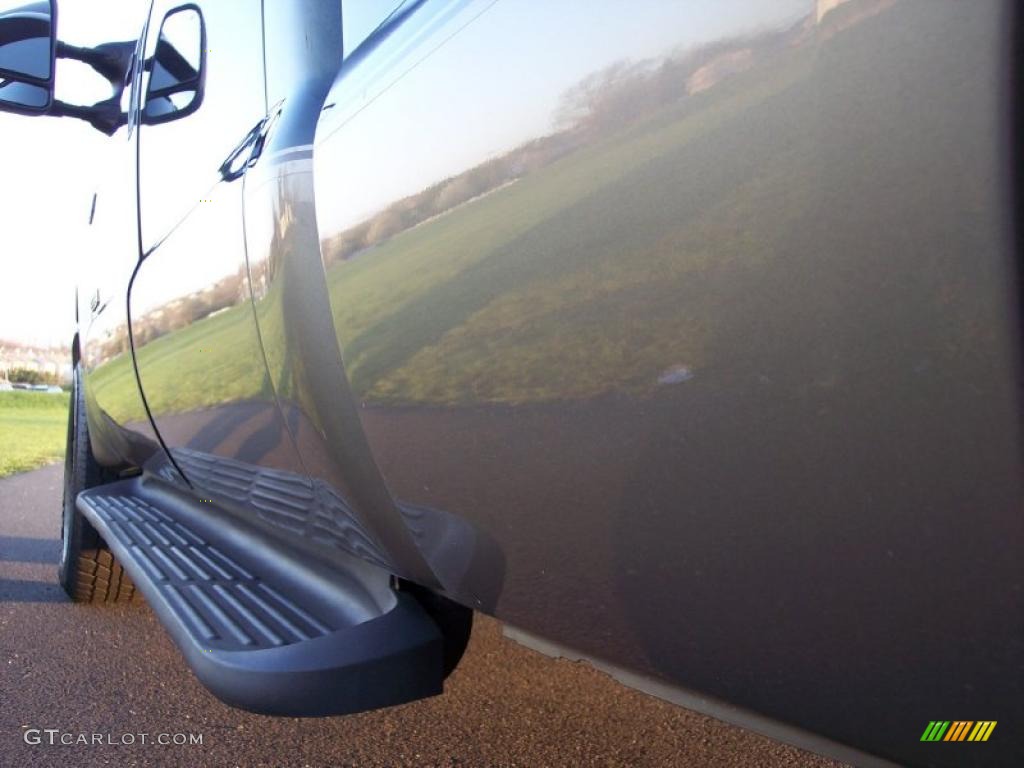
142,5,205,125
0,0,56,115
0,2,207,134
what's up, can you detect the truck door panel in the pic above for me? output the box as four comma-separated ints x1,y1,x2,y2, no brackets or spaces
241,0,446,590
129,1,308,486
78,11,161,469
312,1,1023,765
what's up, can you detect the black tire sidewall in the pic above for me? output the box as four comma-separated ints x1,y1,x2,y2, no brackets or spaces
58,367,103,593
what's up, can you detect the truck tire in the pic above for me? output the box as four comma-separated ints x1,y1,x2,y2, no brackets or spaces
58,367,137,603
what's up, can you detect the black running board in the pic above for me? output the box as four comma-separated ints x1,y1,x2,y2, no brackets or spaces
76,476,443,716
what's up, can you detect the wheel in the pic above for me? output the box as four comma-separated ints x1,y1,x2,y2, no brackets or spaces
58,366,137,603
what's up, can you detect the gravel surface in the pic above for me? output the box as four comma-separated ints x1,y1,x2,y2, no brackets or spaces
1,463,847,767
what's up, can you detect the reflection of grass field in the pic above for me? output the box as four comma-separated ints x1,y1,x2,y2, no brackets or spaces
0,391,70,477
96,1,985,411
325,0,989,406
328,49,812,404
99,44,812,414
89,300,267,423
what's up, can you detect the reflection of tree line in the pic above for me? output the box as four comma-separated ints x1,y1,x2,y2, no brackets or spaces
91,0,895,375
110,0,888,353
325,0,927,407
319,8,847,268
320,133,580,268
134,269,247,348
95,267,248,364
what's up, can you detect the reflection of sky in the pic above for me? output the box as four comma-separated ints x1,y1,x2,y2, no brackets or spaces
343,0,405,55
1,0,810,345
1,0,145,347
132,0,265,310
1,0,262,343
316,0,810,232
0,37,51,79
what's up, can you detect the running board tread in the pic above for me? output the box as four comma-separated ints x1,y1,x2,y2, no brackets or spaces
77,476,443,716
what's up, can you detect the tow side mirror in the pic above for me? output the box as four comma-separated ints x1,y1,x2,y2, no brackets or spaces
142,5,204,125
0,1,206,134
0,0,56,115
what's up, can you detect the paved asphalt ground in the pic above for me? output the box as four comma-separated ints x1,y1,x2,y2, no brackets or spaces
0,464,845,768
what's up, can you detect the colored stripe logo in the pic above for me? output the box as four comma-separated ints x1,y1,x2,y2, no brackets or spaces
921,721,997,742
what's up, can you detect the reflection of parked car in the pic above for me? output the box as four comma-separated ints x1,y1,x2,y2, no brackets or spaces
1,1,1020,766
0,380,12,391
45,385,63,394
10,382,29,390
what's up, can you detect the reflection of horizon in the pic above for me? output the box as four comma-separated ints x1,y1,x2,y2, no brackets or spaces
321,0,900,268
320,7,820,269
318,0,909,410
319,0,902,271
99,0,912,413
317,0,908,277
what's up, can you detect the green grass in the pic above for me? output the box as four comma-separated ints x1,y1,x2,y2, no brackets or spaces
0,391,70,477
101,1,994,411
91,40,831,409
94,48,809,414
320,1,994,407
89,300,269,423
325,47,813,404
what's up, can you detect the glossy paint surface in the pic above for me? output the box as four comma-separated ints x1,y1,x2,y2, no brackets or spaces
79,8,161,469
245,0,460,592
71,0,1024,763
127,0,313,487
312,1,1023,764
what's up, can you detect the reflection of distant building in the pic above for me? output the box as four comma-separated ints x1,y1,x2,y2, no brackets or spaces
816,0,896,36
0,341,72,383
686,48,754,95
817,0,855,23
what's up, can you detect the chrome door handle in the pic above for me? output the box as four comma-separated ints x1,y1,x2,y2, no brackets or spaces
218,106,280,182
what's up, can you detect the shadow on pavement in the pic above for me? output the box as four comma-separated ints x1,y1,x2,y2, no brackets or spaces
0,536,60,564
0,577,67,603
